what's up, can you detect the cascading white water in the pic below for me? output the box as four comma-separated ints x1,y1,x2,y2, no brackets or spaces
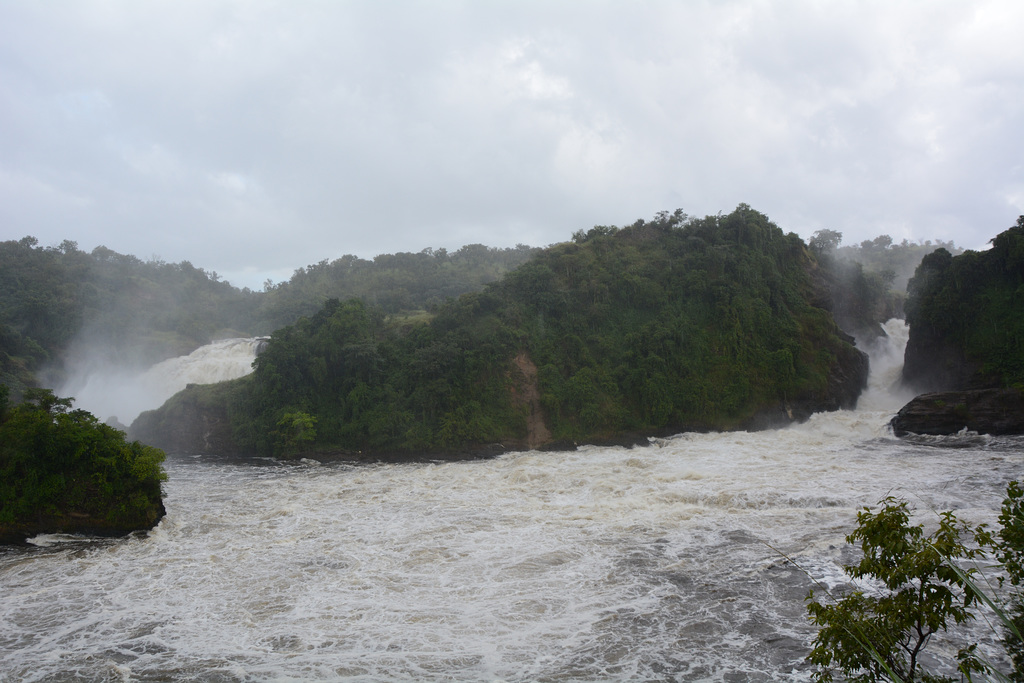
855,318,914,412
4,320,1021,681
58,337,266,426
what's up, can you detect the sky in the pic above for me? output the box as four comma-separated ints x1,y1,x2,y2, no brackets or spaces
1,1,1022,290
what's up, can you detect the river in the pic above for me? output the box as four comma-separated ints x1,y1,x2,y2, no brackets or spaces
2,321,1022,681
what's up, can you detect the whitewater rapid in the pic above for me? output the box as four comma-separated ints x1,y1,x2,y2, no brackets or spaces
3,321,1021,681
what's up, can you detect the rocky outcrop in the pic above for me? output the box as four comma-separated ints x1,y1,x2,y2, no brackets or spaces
900,326,987,394
0,501,166,546
891,221,1024,438
823,332,872,412
890,388,1024,437
900,221,1024,394
130,383,241,455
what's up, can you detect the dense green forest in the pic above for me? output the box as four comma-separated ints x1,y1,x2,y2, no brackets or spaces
0,237,537,395
133,205,870,458
0,386,166,544
903,216,1024,390
0,237,257,393
258,243,538,332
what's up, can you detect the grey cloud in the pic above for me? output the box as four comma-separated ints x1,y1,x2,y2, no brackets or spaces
1,1,1022,289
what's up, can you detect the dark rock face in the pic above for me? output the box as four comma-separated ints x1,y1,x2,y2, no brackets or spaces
890,389,1024,437
0,502,166,545
130,385,241,455
900,326,988,394
824,336,872,411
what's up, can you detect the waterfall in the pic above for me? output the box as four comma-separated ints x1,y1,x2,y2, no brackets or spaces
59,337,266,427
785,318,911,441
855,318,912,413
140,337,266,393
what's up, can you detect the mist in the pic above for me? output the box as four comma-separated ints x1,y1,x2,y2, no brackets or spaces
56,338,265,426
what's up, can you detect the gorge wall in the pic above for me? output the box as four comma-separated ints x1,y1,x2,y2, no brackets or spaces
892,217,1024,436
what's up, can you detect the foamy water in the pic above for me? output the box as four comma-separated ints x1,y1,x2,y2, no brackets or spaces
4,321,1021,681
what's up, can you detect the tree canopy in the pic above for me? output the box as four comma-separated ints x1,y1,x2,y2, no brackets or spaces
0,237,537,395
0,387,166,543
904,216,1024,388
136,205,869,458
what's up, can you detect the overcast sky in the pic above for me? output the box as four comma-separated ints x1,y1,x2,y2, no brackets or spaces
1,1,1022,289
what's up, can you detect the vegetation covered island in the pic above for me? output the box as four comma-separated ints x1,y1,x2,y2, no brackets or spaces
131,205,870,459
0,386,166,544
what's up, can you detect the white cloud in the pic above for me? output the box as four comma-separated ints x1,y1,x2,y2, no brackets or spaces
56,89,113,122
209,171,250,195
122,143,182,180
0,166,94,214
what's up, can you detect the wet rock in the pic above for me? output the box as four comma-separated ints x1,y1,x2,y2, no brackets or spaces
130,385,241,455
0,500,166,545
890,388,1024,437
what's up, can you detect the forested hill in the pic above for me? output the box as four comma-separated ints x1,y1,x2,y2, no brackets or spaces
901,216,1024,392
0,238,256,394
0,237,537,394
132,205,869,458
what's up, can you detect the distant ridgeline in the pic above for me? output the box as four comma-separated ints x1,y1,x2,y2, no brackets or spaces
902,216,1024,392
0,236,537,395
132,205,870,458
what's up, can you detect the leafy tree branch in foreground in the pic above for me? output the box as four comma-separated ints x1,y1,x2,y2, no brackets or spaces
807,484,1024,682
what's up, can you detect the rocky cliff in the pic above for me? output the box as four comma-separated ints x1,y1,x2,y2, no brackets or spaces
901,217,1024,394
893,217,1024,436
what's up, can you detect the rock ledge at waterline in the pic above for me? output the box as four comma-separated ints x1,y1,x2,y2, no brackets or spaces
890,388,1024,437
130,353,869,462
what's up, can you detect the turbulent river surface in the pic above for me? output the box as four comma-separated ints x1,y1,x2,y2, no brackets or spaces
3,321,1023,682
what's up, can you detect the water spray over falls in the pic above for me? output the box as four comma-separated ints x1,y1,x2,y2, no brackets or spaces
59,337,266,426
856,318,912,413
